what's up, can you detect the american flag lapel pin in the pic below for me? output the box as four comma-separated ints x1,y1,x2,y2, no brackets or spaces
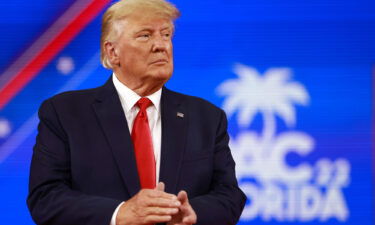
177,112,184,118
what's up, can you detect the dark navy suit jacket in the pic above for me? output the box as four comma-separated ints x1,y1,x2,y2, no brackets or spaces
27,77,246,225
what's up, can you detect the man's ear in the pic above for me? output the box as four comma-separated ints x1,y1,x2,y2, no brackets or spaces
104,41,120,66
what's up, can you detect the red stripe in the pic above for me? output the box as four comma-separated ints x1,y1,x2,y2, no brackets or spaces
0,0,111,109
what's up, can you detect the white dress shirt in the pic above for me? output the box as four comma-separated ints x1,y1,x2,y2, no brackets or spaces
110,73,162,225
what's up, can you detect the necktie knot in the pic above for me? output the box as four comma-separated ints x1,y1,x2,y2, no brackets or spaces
136,97,152,112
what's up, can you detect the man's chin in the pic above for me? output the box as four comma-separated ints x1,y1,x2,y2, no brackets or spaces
149,70,173,82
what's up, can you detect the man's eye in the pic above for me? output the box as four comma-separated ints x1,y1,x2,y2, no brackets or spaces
163,33,171,39
137,34,150,40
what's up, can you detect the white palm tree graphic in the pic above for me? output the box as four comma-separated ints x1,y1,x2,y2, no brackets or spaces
217,64,309,143
217,64,312,182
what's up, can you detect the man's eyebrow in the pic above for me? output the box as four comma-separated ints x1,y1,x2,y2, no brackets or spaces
134,28,153,33
134,26,172,35
160,26,172,31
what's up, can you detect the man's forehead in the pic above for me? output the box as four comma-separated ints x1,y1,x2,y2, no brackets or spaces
118,19,172,36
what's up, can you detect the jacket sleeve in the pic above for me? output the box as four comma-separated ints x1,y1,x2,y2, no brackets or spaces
189,109,247,225
27,99,122,225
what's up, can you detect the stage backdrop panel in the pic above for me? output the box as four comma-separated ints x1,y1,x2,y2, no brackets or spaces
0,0,374,224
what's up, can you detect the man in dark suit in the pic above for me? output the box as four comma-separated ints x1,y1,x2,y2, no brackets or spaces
27,0,246,224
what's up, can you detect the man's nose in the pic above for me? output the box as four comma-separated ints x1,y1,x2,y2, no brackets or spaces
152,36,168,52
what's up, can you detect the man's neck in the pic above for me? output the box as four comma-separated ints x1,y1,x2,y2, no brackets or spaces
113,72,164,97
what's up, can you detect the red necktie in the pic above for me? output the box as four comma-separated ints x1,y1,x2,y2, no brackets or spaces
131,97,156,189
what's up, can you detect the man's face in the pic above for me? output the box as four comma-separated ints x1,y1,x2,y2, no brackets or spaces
112,15,174,87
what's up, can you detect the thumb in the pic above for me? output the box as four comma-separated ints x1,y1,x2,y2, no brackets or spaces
177,190,188,203
155,182,165,191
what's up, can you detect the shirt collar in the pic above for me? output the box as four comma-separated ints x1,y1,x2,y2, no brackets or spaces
112,73,162,113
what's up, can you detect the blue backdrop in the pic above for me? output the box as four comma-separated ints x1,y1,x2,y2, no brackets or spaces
0,0,374,224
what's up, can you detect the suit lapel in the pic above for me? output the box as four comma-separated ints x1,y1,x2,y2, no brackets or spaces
92,78,140,197
159,88,188,194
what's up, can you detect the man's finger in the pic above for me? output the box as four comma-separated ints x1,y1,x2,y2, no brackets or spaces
148,189,178,200
181,205,197,225
144,215,173,223
177,190,188,203
145,197,181,208
177,190,197,224
182,213,197,224
155,182,165,191
145,206,179,216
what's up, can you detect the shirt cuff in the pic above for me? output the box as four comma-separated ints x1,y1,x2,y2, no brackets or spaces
110,201,125,225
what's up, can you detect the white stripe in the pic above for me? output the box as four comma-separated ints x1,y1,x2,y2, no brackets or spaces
0,0,92,90
0,51,101,163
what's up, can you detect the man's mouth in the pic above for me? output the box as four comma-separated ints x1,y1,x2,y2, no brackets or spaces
150,59,168,65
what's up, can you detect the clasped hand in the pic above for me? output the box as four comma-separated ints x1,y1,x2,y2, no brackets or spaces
116,182,197,225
